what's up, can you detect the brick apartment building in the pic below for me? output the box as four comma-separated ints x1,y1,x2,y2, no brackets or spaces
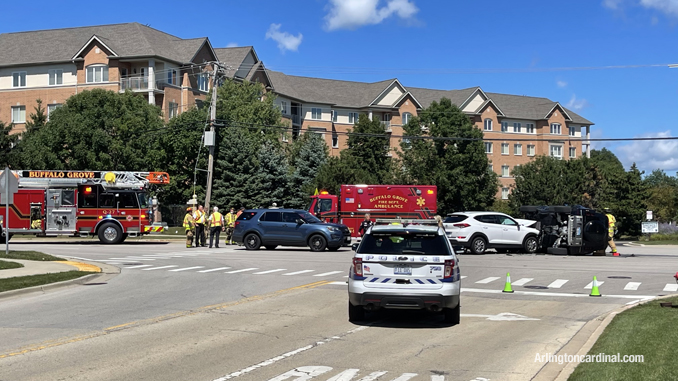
0,23,593,199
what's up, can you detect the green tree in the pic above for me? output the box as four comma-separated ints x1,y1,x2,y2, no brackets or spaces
212,127,260,209
24,99,47,133
643,169,678,188
251,140,291,208
400,98,498,214
643,169,678,223
0,121,19,168
615,164,647,236
287,131,328,209
509,156,570,209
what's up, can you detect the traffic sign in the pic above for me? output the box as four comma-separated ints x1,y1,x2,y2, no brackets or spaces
642,221,659,234
0,168,18,204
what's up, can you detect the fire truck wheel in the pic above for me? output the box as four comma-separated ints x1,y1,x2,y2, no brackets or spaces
120,233,129,243
244,233,261,250
309,235,327,252
98,223,123,244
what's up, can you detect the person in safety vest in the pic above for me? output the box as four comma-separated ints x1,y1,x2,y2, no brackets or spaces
193,205,206,247
605,208,619,256
208,206,224,248
183,207,195,248
225,207,237,245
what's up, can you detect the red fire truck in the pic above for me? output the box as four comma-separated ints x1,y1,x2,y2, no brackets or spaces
0,170,169,244
308,184,438,237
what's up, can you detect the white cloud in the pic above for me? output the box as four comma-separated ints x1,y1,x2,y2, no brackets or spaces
603,0,624,9
616,130,678,172
557,80,568,88
640,0,678,17
324,0,419,31
566,94,590,111
265,24,303,53
226,42,239,48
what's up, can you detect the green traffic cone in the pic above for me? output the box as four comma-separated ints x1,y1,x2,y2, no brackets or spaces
590,276,602,297
503,272,514,293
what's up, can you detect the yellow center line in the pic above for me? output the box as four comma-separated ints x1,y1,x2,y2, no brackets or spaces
0,280,332,359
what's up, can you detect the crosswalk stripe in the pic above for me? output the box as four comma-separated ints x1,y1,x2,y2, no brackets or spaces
585,281,604,289
663,283,678,292
197,267,232,273
169,266,205,272
283,270,315,276
143,265,179,271
313,271,344,277
253,269,287,275
226,268,258,274
124,264,153,269
624,282,642,291
476,277,500,284
511,278,533,286
548,279,569,289
390,373,418,381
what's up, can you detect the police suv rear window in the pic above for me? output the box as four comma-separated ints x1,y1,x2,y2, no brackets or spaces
237,212,258,221
358,233,450,255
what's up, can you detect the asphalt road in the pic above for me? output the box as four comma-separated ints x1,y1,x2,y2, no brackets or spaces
0,240,675,380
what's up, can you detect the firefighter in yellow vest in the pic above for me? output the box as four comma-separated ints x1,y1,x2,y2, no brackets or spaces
193,205,206,247
225,207,238,245
208,206,224,248
183,207,195,248
605,208,619,256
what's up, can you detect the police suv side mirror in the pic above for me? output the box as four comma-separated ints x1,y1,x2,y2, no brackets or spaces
351,243,359,251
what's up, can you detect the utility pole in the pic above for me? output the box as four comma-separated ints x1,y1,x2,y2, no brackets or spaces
204,63,220,213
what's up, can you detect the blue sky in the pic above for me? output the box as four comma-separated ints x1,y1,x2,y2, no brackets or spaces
4,0,678,175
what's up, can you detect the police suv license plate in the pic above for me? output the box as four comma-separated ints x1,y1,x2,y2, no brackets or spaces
394,265,412,275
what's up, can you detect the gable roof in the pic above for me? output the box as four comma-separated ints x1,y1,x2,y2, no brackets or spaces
0,23,214,67
407,87,479,109
484,92,593,124
214,46,255,78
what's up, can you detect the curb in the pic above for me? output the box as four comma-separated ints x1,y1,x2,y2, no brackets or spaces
0,261,120,300
531,294,676,381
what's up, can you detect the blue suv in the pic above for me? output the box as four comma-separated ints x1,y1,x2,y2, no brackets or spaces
233,209,352,251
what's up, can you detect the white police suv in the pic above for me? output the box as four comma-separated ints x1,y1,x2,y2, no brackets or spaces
348,219,461,324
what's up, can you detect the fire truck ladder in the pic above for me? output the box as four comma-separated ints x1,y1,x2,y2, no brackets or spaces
15,171,170,189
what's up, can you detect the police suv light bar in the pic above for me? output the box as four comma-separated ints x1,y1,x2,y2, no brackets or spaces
374,219,439,227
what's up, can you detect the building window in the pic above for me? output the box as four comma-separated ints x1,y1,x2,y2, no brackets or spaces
501,187,509,200
197,73,209,92
514,144,522,156
402,112,412,125
501,143,509,155
513,122,521,133
168,102,179,119
484,118,493,131
570,147,576,158
349,112,359,124
550,123,561,134
331,110,338,122
332,127,339,148
167,69,178,85
488,164,493,172
485,142,493,153
280,101,288,114
501,122,508,132
527,144,535,156
12,72,27,88
569,126,576,136
86,65,109,83
49,69,63,86
11,106,26,123
526,123,535,134
501,165,510,177
311,108,322,120
550,145,563,159
47,104,62,121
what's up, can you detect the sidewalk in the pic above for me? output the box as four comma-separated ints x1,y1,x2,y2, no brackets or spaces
0,259,100,279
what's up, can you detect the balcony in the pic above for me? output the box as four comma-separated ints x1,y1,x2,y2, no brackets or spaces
291,114,301,125
381,120,392,132
120,76,167,92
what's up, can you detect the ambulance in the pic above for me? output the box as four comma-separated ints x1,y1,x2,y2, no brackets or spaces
0,170,169,244
308,184,437,237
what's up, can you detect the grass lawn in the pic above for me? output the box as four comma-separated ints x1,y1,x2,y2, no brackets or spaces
569,296,678,381
0,271,93,293
635,240,678,245
0,250,65,261
0,260,23,270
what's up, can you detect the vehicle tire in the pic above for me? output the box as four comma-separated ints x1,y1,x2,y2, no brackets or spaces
348,302,365,322
309,234,327,252
265,245,278,250
98,222,123,244
523,236,538,254
120,233,129,243
327,246,341,251
443,304,460,325
470,236,487,254
244,233,261,250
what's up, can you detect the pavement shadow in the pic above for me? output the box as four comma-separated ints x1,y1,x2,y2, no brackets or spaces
11,241,170,246
351,309,457,329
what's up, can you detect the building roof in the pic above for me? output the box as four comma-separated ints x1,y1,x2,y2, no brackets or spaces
484,92,593,125
0,22,212,67
407,87,479,110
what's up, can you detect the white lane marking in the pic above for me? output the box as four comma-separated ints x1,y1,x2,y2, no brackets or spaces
268,366,333,381
624,282,641,291
327,281,347,285
313,271,344,277
431,376,446,381
169,266,205,272
124,264,153,269
626,299,641,305
584,281,604,289
213,327,369,381
663,283,678,292
475,277,500,284
462,312,539,321
226,268,258,274
460,276,467,279
283,270,315,276
461,287,655,300
110,258,156,261
389,373,418,381
198,267,232,273
142,265,179,271
356,372,388,381
511,278,533,286
547,279,569,289
253,269,287,275
326,369,359,381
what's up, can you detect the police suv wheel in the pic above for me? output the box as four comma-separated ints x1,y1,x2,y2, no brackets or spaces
244,233,261,250
443,305,460,325
348,302,365,322
309,235,327,252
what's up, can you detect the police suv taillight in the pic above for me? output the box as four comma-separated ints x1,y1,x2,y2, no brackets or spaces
444,259,455,278
353,257,363,277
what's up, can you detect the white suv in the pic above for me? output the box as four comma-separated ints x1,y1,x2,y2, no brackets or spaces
443,211,539,254
348,219,461,324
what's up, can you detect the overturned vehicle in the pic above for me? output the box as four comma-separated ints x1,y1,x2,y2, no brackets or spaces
519,205,609,255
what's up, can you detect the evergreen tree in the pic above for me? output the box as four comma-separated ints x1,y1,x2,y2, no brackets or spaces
0,121,18,168
212,127,260,210
24,99,47,133
251,140,291,208
287,131,328,208
615,163,647,236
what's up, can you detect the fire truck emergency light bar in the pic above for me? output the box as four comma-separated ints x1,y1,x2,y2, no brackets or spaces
15,171,170,189
374,219,439,227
